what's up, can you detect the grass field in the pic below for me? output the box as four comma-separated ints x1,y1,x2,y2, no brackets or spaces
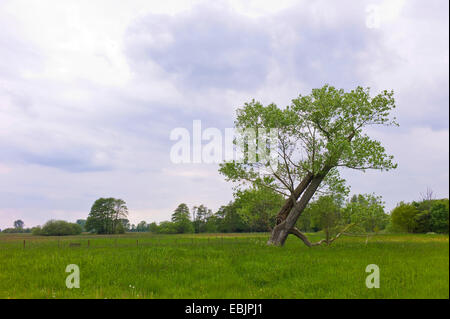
0,232,448,299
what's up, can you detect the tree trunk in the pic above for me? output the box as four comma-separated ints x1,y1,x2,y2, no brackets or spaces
268,135,353,247
268,174,326,246
275,172,313,224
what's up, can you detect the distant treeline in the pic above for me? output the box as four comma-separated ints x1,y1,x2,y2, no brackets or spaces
2,190,448,236
389,198,449,233
71,191,450,236
119,196,449,236
1,219,82,236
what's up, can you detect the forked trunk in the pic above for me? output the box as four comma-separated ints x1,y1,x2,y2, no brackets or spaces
268,175,326,246
274,173,313,225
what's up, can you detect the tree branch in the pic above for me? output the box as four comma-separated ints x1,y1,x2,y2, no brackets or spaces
289,223,356,247
238,175,290,197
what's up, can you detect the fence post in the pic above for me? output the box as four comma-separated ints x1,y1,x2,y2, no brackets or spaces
88,240,90,248
23,239,25,249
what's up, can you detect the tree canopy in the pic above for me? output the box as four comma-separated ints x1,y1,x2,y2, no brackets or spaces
13,220,24,230
85,198,128,234
171,203,194,234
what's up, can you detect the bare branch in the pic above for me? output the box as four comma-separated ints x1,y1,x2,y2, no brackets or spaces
289,223,356,247
237,175,290,197
420,187,435,201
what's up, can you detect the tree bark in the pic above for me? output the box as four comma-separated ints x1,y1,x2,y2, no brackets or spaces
274,172,313,225
267,173,328,246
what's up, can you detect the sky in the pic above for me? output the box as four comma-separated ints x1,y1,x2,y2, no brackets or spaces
0,0,448,229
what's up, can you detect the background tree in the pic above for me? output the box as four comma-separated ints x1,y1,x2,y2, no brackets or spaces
220,85,397,246
85,198,129,234
420,187,435,201
171,203,194,234
158,221,177,234
192,205,212,233
389,198,448,234
296,208,314,232
76,219,86,232
215,202,249,233
148,222,158,233
391,203,419,233
111,199,128,233
203,214,219,233
430,199,449,233
411,198,439,233
234,187,285,232
341,194,388,233
119,218,130,232
136,221,148,232
13,220,24,230
115,221,125,234
413,211,431,233
308,195,342,243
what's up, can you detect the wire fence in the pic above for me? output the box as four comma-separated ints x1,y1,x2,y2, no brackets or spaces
0,235,270,250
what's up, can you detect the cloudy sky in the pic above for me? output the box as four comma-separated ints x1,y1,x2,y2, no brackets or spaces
0,0,448,229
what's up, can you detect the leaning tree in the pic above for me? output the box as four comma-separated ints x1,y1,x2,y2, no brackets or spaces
219,85,398,247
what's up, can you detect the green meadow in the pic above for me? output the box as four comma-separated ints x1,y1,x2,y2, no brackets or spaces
0,233,448,299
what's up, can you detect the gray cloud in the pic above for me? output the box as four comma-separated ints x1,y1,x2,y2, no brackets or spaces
125,5,273,90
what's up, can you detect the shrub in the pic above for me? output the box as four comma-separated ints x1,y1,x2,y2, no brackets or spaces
158,221,177,234
2,228,18,233
31,226,42,236
148,222,158,233
391,203,419,233
430,200,449,233
1,227,31,233
413,211,431,233
35,220,82,236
